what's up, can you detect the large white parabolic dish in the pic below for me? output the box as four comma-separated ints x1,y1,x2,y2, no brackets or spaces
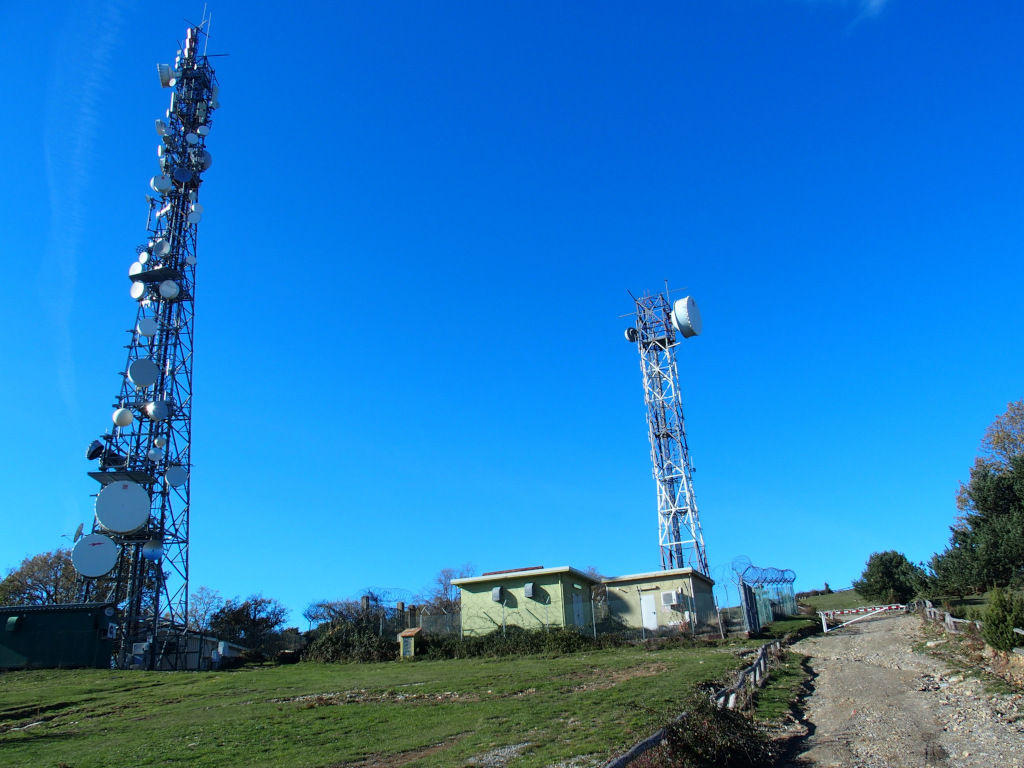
165,466,188,487
72,533,119,577
138,317,159,337
128,358,160,389
671,296,702,339
95,481,150,534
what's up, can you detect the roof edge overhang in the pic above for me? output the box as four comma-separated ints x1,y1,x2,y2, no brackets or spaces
452,566,595,587
603,567,716,588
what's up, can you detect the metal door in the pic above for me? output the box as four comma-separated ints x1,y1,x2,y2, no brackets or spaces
641,595,658,630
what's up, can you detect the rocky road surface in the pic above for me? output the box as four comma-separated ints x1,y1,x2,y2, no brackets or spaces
783,614,1024,767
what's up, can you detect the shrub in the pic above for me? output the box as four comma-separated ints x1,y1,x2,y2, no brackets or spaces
660,691,774,767
981,587,1024,652
303,623,398,663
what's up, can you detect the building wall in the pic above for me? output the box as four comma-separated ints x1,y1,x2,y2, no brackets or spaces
606,573,715,630
458,572,595,636
0,604,115,670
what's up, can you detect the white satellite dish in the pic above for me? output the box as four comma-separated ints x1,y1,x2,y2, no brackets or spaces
138,317,159,337
671,296,703,339
191,203,204,214
187,212,202,225
95,481,150,534
158,280,180,299
113,407,134,427
145,400,171,421
128,358,160,389
172,167,193,184
138,251,150,265
130,282,147,300
142,540,164,562
155,119,168,136
185,255,197,266
196,125,210,137
129,261,143,277
150,175,173,194
185,133,199,145
73,522,84,542
188,190,198,201
73,533,119,577
152,239,171,257
200,151,212,170
147,447,164,462
153,436,167,448
165,466,188,487
625,327,639,343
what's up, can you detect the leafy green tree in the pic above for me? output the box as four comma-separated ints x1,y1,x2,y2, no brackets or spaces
209,594,288,652
981,587,1024,652
0,548,78,606
852,551,926,603
935,400,1024,594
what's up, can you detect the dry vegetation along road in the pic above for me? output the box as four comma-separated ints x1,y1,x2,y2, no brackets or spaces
781,614,1023,768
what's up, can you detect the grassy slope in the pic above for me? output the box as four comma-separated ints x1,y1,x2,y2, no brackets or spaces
797,589,871,612
0,644,750,768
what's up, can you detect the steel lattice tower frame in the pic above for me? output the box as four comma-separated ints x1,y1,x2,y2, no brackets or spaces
627,288,709,575
78,23,218,670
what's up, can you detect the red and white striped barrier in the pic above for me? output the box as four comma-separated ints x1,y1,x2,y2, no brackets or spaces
818,604,906,633
821,604,904,619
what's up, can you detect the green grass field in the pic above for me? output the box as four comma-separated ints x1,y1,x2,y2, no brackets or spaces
0,643,760,768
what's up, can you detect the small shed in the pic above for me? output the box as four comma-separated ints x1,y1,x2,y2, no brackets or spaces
604,567,717,633
452,566,598,636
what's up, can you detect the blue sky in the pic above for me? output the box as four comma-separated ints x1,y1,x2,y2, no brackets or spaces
1,0,1022,623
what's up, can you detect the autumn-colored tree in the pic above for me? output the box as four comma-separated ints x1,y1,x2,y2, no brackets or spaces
0,548,78,606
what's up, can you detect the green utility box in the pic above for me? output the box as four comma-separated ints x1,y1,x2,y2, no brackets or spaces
0,603,116,670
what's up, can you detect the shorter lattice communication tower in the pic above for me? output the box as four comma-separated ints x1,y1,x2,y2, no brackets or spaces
624,285,709,575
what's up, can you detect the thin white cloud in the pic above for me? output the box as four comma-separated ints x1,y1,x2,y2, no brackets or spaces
40,1,127,419
797,0,893,19
860,0,892,17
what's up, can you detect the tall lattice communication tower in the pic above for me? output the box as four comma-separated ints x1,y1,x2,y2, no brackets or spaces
71,22,219,670
624,286,709,575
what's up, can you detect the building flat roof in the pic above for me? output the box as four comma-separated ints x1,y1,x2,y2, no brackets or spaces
452,566,596,586
603,567,715,588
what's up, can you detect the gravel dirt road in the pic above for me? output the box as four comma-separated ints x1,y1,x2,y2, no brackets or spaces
782,614,1024,767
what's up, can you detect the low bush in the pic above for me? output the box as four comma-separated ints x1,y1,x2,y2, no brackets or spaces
658,690,774,767
304,624,398,663
418,626,630,660
981,587,1024,652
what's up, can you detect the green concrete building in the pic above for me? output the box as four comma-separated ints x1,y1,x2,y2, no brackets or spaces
604,567,717,632
452,566,598,636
